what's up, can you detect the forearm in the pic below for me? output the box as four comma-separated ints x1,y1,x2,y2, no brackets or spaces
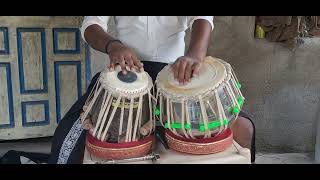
186,19,212,61
83,24,117,53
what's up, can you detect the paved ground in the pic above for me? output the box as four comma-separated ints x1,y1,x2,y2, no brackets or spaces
255,152,315,164
0,138,52,157
0,138,317,164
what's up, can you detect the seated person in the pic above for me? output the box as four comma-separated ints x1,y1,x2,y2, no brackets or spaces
48,16,255,164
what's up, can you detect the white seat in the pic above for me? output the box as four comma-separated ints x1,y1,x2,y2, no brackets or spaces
82,140,251,164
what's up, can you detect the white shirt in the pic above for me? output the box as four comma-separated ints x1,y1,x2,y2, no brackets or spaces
81,16,214,64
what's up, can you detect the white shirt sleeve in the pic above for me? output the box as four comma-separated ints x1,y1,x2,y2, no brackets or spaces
187,16,214,31
80,16,111,43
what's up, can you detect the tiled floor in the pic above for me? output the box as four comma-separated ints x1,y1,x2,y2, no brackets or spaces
0,138,317,164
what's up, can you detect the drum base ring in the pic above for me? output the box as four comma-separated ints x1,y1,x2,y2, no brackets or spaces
165,128,233,155
86,132,154,160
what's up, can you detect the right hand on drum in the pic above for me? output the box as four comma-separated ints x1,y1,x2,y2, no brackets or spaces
171,56,202,85
107,41,144,74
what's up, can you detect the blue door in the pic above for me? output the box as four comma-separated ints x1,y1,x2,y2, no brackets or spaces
0,16,91,140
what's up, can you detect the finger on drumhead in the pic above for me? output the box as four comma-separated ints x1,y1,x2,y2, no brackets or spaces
125,55,134,71
139,62,144,72
119,57,127,74
108,63,115,71
178,60,187,84
125,65,131,72
139,66,144,72
184,62,192,83
132,55,144,72
171,62,179,80
192,62,201,77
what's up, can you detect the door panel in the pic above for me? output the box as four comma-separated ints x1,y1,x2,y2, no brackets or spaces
0,16,91,140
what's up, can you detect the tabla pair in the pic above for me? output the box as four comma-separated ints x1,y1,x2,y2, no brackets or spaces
80,56,245,160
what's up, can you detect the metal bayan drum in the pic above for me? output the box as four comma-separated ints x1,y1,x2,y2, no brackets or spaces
155,56,245,155
80,66,155,160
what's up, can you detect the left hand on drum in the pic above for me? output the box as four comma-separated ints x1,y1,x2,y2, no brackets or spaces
171,56,202,85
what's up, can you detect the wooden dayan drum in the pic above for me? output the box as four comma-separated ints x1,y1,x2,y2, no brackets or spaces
80,66,155,160
155,56,245,155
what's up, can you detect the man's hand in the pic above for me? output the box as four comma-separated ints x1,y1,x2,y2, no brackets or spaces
107,42,144,74
171,18,212,85
171,56,202,85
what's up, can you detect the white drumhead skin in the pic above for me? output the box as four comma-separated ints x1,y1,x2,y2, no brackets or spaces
156,56,227,97
99,66,152,96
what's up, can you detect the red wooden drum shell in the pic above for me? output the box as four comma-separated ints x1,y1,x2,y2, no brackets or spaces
165,128,233,155
86,131,154,160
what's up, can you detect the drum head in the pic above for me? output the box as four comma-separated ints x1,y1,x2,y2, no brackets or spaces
99,66,152,97
156,57,227,98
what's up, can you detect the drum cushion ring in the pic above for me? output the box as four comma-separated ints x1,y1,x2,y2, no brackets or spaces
86,132,154,160
165,128,233,155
